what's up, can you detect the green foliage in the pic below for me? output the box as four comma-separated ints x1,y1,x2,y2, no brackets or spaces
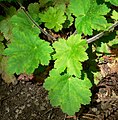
39,5,66,32
95,31,118,56
4,28,53,74
111,10,118,20
53,34,88,77
0,0,118,116
45,34,90,115
69,0,110,35
108,32,118,46
44,69,92,115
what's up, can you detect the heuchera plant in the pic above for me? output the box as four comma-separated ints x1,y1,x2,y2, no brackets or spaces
0,0,118,115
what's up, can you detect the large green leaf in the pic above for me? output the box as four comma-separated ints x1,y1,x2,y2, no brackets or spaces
44,69,92,115
39,5,66,32
53,34,88,77
4,28,53,74
69,0,110,35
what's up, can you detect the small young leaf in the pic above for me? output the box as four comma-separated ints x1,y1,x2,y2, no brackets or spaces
108,32,118,46
111,10,118,20
44,69,92,115
53,34,88,77
69,0,110,35
4,28,53,74
39,5,66,32
96,42,111,54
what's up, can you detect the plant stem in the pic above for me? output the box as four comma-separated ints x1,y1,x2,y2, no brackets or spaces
87,21,118,43
18,2,57,41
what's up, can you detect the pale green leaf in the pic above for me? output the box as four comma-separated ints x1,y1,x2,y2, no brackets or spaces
44,69,92,115
69,0,110,35
108,35,118,46
53,34,88,77
96,42,110,54
39,5,66,32
4,28,53,74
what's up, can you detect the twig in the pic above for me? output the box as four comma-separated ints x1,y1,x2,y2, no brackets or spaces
73,21,118,43
87,21,118,43
18,2,57,41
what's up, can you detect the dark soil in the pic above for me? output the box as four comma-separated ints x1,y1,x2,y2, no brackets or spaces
0,79,65,120
0,71,118,120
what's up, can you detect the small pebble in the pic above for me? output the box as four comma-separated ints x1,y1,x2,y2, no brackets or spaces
27,104,31,107
40,106,46,110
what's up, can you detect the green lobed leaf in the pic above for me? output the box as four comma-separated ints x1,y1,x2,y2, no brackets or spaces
4,28,53,74
44,69,92,115
69,0,110,35
53,34,88,77
10,9,40,35
39,5,66,32
111,10,118,20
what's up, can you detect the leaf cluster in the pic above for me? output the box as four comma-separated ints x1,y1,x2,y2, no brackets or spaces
0,0,118,116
